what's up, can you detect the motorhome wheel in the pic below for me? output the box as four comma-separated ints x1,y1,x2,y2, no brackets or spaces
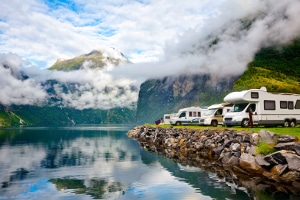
175,121,181,126
211,120,218,127
283,120,289,127
289,120,296,127
241,119,249,128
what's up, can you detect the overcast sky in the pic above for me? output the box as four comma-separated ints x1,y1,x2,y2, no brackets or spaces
0,0,224,67
0,0,300,108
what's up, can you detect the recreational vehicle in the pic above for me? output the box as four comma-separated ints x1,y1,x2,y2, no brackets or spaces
199,103,232,126
169,106,208,126
163,113,176,124
223,87,300,127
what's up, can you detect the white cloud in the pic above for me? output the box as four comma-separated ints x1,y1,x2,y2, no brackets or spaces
0,0,299,108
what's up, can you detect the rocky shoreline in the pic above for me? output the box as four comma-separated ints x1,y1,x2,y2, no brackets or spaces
127,126,300,197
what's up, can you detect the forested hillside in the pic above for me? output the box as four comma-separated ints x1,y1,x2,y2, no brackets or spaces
233,39,300,93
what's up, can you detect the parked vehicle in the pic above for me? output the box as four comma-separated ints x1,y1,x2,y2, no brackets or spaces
223,87,300,127
163,113,176,124
169,106,208,126
199,103,233,126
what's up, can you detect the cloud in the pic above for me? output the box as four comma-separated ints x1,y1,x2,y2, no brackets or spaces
0,0,300,109
0,0,219,67
0,53,47,105
110,0,300,80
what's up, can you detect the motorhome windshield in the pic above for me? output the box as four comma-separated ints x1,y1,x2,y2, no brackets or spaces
205,109,217,116
231,103,249,112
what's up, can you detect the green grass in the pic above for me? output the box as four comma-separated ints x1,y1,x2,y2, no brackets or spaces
146,124,300,138
255,142,276,155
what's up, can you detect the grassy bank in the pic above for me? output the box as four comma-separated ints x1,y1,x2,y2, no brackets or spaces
145,124,300,138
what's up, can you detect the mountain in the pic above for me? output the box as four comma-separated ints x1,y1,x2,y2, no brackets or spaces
136,75,237,123
0,48,137,127
49,47,130,71
135,39,300,123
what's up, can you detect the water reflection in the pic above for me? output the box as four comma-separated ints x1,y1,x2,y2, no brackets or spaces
0,126,255,199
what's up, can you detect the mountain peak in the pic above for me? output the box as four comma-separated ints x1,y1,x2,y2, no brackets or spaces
49,47,130,71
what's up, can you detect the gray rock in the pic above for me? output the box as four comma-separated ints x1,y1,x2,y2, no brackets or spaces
258,130,278,145
264,151,287,166
283,153,300,172
230,143,241,152
239,153,264,174
255,154,270,167
274,142,300,155
223,155,239,167
278,135,296,143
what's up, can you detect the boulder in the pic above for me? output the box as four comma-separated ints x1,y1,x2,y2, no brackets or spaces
283,153,300,172
278,135,297,143
223,155,239,167
270,164,288,176
258,130,278,145
274,142,300,155
280,171,300,184
263,151,287,166
255,154,270,167
239,153,264,174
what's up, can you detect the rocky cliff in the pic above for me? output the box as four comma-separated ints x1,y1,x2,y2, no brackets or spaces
136,74,238,123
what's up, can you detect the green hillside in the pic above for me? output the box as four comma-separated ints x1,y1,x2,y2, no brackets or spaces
0,105,136,126
233,39,300,93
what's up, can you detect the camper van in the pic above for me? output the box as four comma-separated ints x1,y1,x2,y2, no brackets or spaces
163,113,176,124
199,103,232,126
169,106,208,126
223,87,300,127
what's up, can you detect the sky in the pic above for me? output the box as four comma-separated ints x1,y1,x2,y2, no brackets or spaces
0,0,300,109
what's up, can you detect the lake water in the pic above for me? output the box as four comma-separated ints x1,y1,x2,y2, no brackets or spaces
0,126,279,199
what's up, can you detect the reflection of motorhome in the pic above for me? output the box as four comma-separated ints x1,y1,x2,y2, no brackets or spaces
169,106,208,126
223,87,300,127
199,103,232,126
163,113,176,124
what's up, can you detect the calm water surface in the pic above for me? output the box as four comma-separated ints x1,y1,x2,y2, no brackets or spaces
0,126,252,199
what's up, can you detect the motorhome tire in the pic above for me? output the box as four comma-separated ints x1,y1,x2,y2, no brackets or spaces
211,120,218,127
241,119,249,128
289,120,296,128
283,120,290,127
175,121,181,126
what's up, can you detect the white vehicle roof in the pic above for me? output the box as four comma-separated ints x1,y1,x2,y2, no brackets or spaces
207,102,232,110
224,89,261,103
178,106,207,111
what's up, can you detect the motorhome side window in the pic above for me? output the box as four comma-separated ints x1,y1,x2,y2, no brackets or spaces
193,112,197,117
264,100,275,110
288,101,294,110
198,112,201,117
280,101,287,109
295,100,300,109
251,92,259,99
189,112,192,117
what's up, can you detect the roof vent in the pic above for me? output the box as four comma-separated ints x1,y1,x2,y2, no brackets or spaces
260,86,267,92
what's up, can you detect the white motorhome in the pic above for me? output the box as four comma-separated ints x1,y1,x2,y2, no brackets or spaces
199,103,233,126
169,106,208,126
163,113,176,124
223,87,300,127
